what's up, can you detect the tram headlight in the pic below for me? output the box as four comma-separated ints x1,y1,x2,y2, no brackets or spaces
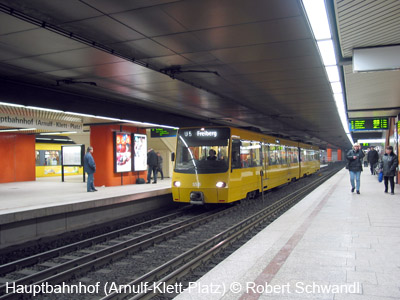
216,181,226,188
173,181,181,187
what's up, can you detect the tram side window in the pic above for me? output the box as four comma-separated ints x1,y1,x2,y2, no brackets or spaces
288,147,297,164
232,140,262,169
250,141,262,167
294,148,299,163
240,140,251,168
314,151,319,161
268,145,280,166
231,139,241,169
280,146,287,164
36,150,61,166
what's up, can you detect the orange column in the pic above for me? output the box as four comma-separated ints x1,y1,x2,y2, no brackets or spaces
0,133,35,183
90,125,147,187
337,149,342,161
327,148,332,162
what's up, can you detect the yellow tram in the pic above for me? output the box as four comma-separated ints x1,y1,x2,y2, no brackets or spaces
172,127,320,204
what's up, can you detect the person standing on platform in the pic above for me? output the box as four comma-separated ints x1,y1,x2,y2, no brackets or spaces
347,143,365,194
379,146,398,195
156,152,164,180
147,148,158,184
367,146,379,175
84,146,97,192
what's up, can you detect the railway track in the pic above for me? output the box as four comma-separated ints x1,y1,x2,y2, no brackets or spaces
101,167,341,300
0,205,235,300
0,166,342,300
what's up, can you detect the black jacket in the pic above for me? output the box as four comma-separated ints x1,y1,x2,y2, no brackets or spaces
346,149,365,172
157,155,163,168
147,150,158,167
379,153,398,177
367,149,379,164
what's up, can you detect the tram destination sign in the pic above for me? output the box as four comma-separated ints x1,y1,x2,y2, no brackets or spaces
151,127,177,138
349,118,389,131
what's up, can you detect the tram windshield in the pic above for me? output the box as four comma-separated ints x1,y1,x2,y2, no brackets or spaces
175,128,230,174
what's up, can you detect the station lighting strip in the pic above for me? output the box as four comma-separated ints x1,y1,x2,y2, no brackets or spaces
302,0,354,145
0,102,179,131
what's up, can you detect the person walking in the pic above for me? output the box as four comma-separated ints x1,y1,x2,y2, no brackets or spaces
379,146,398,195
84,146,97,192
367,146,379,175
156,152,164,180
347,143,365,194
147,148,158,184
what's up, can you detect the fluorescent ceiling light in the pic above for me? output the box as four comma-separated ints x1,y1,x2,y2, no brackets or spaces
19,128,36,131
36,138,51,140
53,138,70,141
325,66,340,82
317,40,337,66
357,139,385,144
96,116,121,121
331,82,343,94
65,112,95,118
334,93,350,134
122,119,178,129
40,132,61,135
0,128,36,132
302,0,331,40
0,102,25,108
40,132,77,135
0,129,20,132
347,133,354,145
26,106,63,113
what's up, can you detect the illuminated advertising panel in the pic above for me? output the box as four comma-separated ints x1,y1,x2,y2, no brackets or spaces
349,118,389,131
114,132,132,173
134,134,147,171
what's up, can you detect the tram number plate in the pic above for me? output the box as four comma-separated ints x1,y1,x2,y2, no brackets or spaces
192,182,201,187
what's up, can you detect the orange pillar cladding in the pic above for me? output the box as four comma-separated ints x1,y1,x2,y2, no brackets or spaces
90,125,147,187
337,149,342,161
0,133,35,183
327,148,332,162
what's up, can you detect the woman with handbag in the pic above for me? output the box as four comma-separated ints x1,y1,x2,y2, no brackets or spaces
379,146,398,195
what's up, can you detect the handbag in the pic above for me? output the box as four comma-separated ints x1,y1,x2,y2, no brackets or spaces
378,172,383,182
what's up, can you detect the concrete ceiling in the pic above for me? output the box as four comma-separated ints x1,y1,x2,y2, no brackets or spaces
334,0,400,139
0,0,357,149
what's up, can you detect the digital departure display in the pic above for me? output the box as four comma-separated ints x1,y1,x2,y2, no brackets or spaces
349,118,389,131
150,128,177,138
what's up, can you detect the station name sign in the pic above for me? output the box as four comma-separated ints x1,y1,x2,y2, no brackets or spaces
0,113,83,132
349,118,389,131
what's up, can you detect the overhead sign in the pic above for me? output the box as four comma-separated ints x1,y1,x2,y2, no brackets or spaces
349,118,389,131
0,113,83,132
151,128,177,138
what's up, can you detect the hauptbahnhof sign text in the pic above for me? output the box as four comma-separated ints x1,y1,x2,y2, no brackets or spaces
0,113,83,132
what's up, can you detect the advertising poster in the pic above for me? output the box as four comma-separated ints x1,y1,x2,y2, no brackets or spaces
115,132,132,173
62,145,83,166
134,134,147,171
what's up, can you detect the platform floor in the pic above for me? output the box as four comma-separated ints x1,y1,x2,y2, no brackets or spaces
176,169,400,300
0,176,171,224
